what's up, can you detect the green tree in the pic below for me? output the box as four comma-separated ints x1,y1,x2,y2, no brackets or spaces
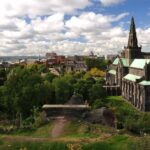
44,72,56,82
85,58,108,71
74,78,95,101
43,81,55,104
3,67,46,118
53,76,73,104
89,83,106,103
0,68,6,85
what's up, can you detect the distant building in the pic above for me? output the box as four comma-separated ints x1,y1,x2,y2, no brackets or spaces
65,55,87,72
105,17,150,111
45,52,65,67
45,52,87,72
46,52,57,59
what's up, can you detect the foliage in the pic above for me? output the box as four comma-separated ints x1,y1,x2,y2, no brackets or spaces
0,64,106,124
89,82,106,103
92,99,106,109
86,68,106,77
44,72,56,82
31,107,48,128
52,75,74,104
104,96,150,134
85,58,108,71
0,66,54,119
0,68,7,85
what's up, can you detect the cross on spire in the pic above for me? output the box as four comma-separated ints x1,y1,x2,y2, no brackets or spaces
127,17,138,48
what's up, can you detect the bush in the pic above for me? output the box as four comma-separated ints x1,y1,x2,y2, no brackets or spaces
92,99,106,109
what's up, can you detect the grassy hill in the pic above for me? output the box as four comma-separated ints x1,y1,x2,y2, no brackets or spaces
0,134,150,150
0,96,150,150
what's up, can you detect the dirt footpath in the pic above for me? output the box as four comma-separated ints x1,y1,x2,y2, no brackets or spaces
51,116,69,138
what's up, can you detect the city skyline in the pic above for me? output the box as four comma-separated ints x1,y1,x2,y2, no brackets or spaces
0,0,150,56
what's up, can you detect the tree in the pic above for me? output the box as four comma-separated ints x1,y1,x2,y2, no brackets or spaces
89,83,106,103
0,68,7,85
85,58,108,71
86,68,106,78
53,76,73,104
2,66,46,118
74,78,95,100
43,81,55,104
44,72,56,82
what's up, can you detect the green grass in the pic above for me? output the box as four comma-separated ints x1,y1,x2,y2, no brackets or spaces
31,122,53,137
82,135,136,150
5,122,53,138
104,96,142,122
0,96,150,150
0,141,68,150
62,120,115,138
0,140,4,146
1,135,149,150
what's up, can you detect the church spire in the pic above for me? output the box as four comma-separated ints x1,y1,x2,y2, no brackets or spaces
127,17,138,48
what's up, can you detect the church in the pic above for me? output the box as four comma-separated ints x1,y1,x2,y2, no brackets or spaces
105,17,150,111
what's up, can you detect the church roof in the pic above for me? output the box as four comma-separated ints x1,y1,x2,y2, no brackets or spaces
130,59,150,69
108,69,116,75
121,58,129,67
139,80,150,86
113,58,119,65
123,74,142,82
123,75,150,85
113,58,129,67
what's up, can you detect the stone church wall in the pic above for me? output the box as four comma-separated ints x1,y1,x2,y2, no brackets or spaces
129,68,145,76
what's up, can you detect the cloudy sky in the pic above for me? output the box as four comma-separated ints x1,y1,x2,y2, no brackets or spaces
0,0,150,56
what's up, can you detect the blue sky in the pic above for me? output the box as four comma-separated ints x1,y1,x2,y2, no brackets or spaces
103,0,150,28
0,0,150,56
89,0,150,28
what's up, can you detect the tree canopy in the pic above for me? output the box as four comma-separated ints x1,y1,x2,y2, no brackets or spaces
0,64,106,120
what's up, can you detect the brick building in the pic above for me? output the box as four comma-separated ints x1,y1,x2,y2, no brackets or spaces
45,52,65,66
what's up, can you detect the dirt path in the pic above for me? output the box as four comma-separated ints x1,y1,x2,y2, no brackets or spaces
1,133,112,143
51,116,69,138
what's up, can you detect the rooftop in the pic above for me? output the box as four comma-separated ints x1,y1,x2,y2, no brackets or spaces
108,69,116,75
139,80,150,86
130,59,150,69
113,58,129,67
123,74,142,82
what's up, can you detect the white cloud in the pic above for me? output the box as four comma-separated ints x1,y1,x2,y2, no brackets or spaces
65,12,128,44
0,0,149,56
0,11,130,56
66,12,111,33
32,13,65,34
0,0,91,18
100,0,125,7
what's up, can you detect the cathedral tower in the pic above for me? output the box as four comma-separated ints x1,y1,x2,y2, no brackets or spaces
124,17,142,64
127,17,138,48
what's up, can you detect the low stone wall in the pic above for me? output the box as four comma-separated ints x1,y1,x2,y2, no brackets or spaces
43,105,90,118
